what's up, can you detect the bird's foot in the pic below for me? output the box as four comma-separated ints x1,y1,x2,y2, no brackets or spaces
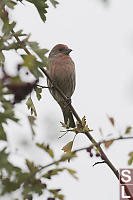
64,97,71,109
51,80,57,89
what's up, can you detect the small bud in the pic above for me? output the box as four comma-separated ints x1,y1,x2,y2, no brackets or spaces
96,153,100,157
90,152,93,157
86,147,91,153
101,154,105,160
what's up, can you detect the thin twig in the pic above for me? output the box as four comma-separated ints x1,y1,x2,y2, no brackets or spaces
36,84,50,89
73,136,133,153
33,136,133,173
93,161,106,166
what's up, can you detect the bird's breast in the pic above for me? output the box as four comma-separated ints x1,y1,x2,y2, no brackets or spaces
48,55,75,98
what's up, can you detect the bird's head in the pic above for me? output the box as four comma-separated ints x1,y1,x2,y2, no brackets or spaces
49,44,72,58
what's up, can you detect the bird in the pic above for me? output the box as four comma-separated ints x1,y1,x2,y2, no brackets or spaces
47,44,76,128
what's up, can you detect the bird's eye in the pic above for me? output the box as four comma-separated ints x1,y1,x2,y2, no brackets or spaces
58,48,64,52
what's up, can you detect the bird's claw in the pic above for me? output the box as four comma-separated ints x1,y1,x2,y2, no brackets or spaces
64,97,71,109
66,97,71,105
51,80,57,89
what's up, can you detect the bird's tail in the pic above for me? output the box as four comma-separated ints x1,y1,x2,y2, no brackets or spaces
60,104,75,128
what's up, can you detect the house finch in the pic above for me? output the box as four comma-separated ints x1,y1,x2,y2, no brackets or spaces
47,44,76,128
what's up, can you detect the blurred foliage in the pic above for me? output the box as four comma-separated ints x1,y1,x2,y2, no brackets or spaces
0,0,133,200
0,1,78,199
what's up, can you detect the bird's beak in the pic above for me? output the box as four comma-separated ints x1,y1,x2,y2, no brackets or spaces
64,48,72,55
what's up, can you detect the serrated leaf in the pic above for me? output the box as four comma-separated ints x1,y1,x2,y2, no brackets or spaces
22,54,36,70
36,143,54,158
28,42,48,65
104,139,114,149
25,159,37,172
35,87,42,100
62,141,73,153
26,97,37,116
26,0,48,22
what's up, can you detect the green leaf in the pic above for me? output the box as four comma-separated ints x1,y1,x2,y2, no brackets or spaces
26,97,37,116
35,87,42,100
36,143,54,158
21,54,45,78
28,42,48,64
1,179,20,194
0,124,7,141
22,54,36,70
66,168,78,180
49,189,64,200
2,21,16,36
83,124,92,132
43,167,78,180
0,100,19,126
22,177,46,198
49,0,59,8
5,0,17,9
12,29,27,37
62,141,73,153
128,157,133,165
128,152,133,165
43,168,65,179
81,116,86,127
0,51,5,63
25,159,37,172
26,0,48,22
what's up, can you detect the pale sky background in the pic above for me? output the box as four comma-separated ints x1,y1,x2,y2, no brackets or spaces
2,0,133,199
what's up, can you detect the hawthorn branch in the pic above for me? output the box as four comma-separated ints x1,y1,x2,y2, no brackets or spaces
35,136,133,173
12,31,133,199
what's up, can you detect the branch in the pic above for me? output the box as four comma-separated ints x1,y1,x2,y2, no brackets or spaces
73,136,133,153
34,136,133,174
12,31,133,199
